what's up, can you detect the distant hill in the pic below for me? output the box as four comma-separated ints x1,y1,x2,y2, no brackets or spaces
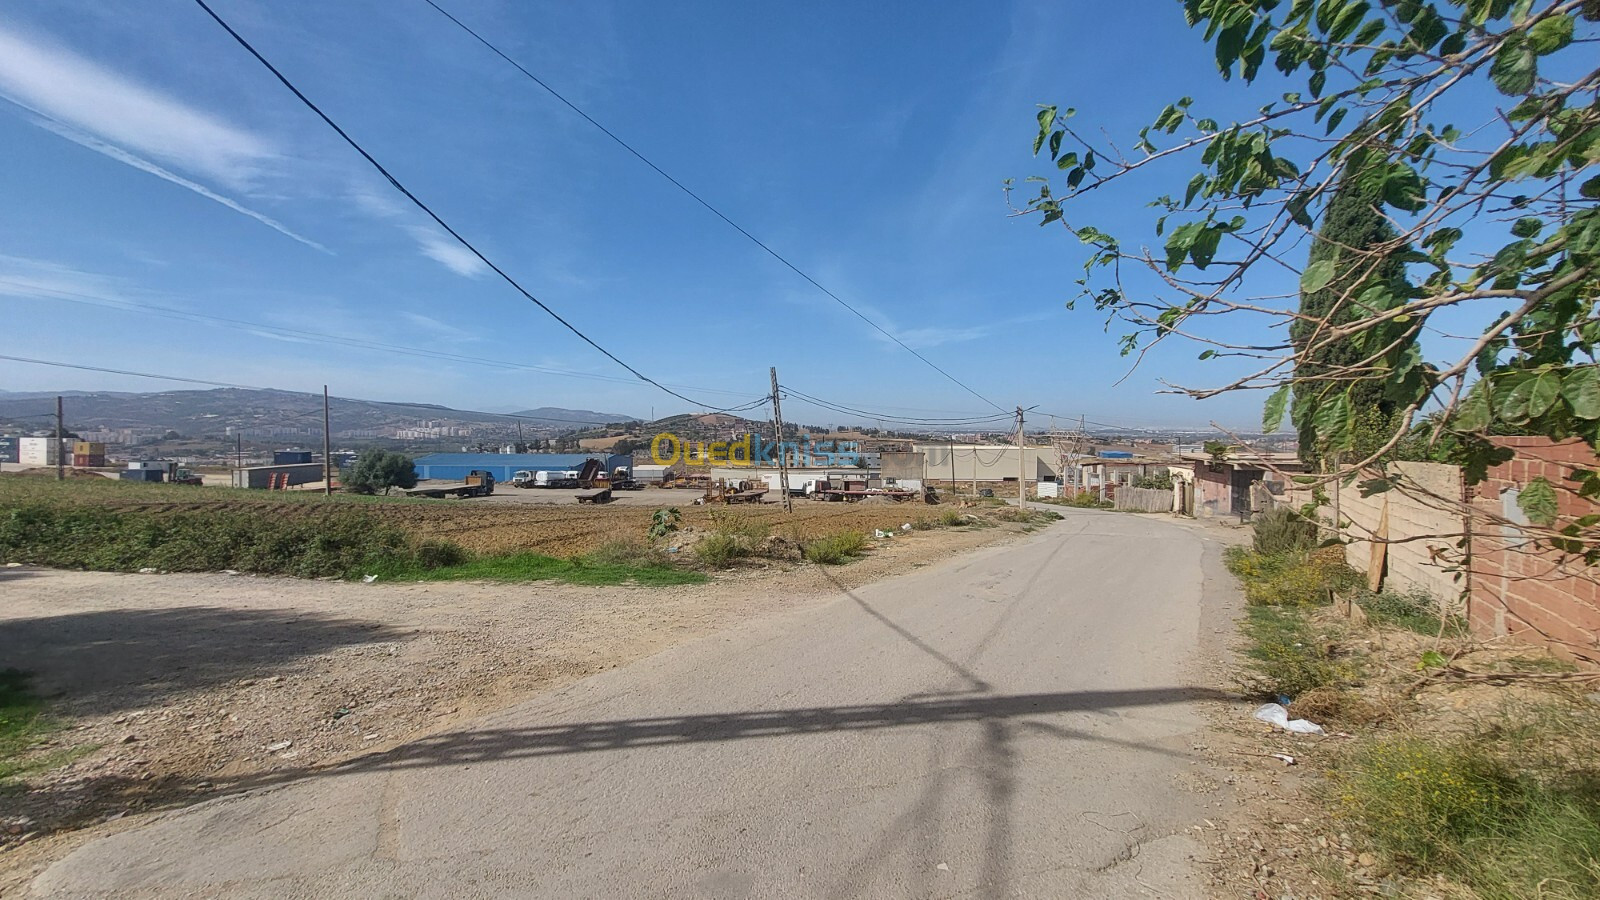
0,388,629,437
510,406,639,425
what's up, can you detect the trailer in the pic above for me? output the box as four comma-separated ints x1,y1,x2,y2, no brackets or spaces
403,470,496,499
576,488,612,504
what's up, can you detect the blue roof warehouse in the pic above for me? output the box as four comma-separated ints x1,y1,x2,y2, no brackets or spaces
411,453,633,483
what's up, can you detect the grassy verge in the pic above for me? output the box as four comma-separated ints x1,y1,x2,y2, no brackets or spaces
0,669,94,786
0,502,445,579
1223,509,1600,899
1332,725,1600,898
370,549,706,586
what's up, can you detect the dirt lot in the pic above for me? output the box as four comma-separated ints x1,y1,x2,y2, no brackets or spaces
0,512,1038,890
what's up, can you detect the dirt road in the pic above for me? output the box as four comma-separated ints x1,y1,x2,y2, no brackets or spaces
21,508,1240,898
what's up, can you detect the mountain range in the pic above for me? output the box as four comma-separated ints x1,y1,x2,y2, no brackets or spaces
0,388,636,435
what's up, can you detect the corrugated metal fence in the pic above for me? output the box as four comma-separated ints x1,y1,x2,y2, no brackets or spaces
1113,487,1173,513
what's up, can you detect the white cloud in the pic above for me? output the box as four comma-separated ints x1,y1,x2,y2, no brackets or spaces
35,118,327,252
0,24,329,250
408,228,488,278
0,25,272,188
399,311,478,342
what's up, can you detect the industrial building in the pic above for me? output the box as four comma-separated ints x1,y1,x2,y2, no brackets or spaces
411,453,632,483
232,463,326,489
907,443,1061,484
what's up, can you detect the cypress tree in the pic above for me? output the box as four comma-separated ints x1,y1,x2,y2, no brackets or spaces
1292,161,1408,464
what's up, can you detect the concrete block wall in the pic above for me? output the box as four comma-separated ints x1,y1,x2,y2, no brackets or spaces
1468,438,1600,663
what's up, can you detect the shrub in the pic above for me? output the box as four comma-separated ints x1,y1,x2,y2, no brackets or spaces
938,509,967,527
693,532,751,568
0,503,432,578
415,539,469,570
1228,546,1362,607
586,539,669,569
1335,737,1517,872
803,530,869,564
1253,507,1319,556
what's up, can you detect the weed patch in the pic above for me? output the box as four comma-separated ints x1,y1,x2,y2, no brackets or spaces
1333,731,1600,898
0,503,448,579
373,550,704,586
1239,605,1354,698
803,530,869,564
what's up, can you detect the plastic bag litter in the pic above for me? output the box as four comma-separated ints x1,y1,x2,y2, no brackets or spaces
1252,702,1324,734
362,574,378,583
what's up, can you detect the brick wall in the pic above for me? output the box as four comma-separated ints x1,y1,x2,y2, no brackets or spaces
1468,438,1600,663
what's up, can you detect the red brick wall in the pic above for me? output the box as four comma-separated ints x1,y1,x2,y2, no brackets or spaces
1468,437,1600,663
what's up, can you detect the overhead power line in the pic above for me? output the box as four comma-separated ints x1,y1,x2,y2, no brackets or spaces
778,384,1017,427
5,280,756,399
191,0,727,411
421,0,1008,414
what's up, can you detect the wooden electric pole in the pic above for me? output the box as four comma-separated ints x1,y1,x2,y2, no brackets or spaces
769,367,793,512
322,385,332,496
55,395,64,482
1016,406,1026,503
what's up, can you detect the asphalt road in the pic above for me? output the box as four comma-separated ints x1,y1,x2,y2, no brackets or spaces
32,509,1237,899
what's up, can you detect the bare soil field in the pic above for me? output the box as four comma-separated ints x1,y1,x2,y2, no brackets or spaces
0,474,958,557
0,508,1040,890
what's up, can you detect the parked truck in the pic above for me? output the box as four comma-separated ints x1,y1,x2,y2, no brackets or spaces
402,470,496,499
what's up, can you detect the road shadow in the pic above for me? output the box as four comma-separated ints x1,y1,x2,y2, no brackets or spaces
0,606,402,716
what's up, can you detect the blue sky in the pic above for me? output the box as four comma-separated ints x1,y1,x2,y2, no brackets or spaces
1,0,1319,430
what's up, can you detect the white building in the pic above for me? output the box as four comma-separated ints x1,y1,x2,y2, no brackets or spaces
18,437,65,466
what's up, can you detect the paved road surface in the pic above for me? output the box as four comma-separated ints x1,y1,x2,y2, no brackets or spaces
33,509,1236,898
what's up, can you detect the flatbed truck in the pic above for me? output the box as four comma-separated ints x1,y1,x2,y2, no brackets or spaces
402,470,496,499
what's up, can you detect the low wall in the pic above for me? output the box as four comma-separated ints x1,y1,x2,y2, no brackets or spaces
1113,487,1173,513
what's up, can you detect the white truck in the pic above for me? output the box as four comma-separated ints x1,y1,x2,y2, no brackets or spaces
517,469,579,489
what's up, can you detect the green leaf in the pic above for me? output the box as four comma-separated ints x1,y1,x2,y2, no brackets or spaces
1199,349,1217,360
1454,383,1492,432
1561,366,1600,419
1510,217,1542,238
1517,476,1558,526
1263,384,1291,433
1528,371,1561,417
1490,31,1537,95
1313,392,1352,447
1418,650,1449,670
1498,374,1537,424
1301,259,1336,293
1528,13,1574,54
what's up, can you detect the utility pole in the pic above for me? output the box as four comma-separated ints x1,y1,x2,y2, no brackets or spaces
235,434,242,471
769,367,792,513
1016,406,1026,504
948,436,956,493
322,385,332,496
55,395,64,482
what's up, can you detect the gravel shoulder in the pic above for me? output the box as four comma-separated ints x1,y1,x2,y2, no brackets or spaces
0,519,1031,889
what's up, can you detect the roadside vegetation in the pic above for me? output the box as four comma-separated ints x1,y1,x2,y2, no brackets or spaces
1224,508,1600,899
371,543,705,587
0,669,91,786
1034,491,1112,509
1,477,1064,582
